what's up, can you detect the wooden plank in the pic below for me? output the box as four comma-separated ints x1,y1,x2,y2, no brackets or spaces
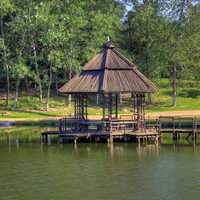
160,128,198,133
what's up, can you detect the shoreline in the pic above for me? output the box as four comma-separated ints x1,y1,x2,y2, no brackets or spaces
1,110,200,126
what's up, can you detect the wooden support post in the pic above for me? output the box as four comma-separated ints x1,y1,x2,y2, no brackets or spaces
158,118,161,134
74,137,77,144
142,94,145,131
40,135,43,144
142,136,145,144
155,135,159,145
85,95,88,120
124,136,128,142
45,134,48,143
78,95,80,119
102,93,105,119
134,94,136,121
173,132,177,141
108,118,113,144
77,95,79,119
109,93,113,119
136,94,140,129
47,135,51,144
172,117,176,140
76,95,78,119
95,137,100,142
109,135,113,143
74,95,76,119
115,93,118,119
41,134,44,143
81,95,84,119
192,118,197,142
138,137,140,144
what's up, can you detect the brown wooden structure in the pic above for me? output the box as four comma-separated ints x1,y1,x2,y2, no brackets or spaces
158,116,199,141
43,41,158,143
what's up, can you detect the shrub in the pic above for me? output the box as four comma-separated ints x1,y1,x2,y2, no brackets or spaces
178,88,200,98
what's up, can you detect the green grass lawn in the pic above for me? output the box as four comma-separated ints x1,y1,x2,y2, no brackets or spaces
147,79,200,112
1,79,200,120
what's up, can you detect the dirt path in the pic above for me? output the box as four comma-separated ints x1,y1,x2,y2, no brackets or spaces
89,110,200,120
146,110,200,119
87,110,200,120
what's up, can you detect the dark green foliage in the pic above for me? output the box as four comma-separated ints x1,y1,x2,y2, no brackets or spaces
178,88,200,98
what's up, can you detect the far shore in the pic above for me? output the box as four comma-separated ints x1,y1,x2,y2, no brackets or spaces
1,110,200,123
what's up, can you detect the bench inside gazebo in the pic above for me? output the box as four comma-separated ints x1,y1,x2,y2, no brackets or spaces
57,41,157,138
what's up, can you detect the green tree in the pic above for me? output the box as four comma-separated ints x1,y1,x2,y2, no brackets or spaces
11,61,29,110
0,0,14,108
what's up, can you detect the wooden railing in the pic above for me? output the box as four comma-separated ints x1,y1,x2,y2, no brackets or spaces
58,118,143,134
158,116,200,136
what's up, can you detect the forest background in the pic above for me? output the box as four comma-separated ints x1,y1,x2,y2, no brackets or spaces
1,0,200,119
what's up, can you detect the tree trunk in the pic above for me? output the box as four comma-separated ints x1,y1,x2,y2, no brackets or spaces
96,94,99,105
145,11,152,105
6,64,10,108
55,73,58,96
13,79,20,111
68,68,72,105
68,39,74,106
24,77,29,94
147,93,152,104
172,65,177,107
46,65,52,111
1,15,10,108
127,19,133,51
0,15,3,37
33,43,43,102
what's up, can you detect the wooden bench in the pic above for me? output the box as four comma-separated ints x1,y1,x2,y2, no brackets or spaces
119,114,133,120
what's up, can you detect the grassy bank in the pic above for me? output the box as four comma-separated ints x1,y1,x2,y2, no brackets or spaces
147,79,200,112
1,79,200,121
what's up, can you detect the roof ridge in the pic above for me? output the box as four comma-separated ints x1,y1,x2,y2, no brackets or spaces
104,48,110,69
100,48,108,91
112,48,135,69
112,47,157,91
133,68,157,92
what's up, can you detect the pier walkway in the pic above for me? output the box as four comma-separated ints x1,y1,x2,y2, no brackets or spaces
41,116,200,144
42,118,159,144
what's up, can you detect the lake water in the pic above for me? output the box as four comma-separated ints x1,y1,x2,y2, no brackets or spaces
0,127,200,200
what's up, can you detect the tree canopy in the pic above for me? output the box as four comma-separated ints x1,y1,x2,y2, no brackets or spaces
0,0,200,109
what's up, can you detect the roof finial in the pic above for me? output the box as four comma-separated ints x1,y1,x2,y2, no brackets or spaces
103,37,115,49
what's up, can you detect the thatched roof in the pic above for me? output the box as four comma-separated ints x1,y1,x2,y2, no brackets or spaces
59,41,157,94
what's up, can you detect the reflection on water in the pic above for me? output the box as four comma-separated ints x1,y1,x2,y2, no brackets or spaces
1,127,200,200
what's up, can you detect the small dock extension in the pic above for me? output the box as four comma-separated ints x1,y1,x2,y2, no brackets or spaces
158,116,200,141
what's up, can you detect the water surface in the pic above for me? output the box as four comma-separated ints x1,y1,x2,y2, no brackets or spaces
0,127,200,200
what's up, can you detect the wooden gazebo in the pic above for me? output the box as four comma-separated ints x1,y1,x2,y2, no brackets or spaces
58,41,156,136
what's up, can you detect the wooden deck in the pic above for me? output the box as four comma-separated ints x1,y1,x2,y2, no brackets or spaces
41,126,160,144
41,116,200,144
